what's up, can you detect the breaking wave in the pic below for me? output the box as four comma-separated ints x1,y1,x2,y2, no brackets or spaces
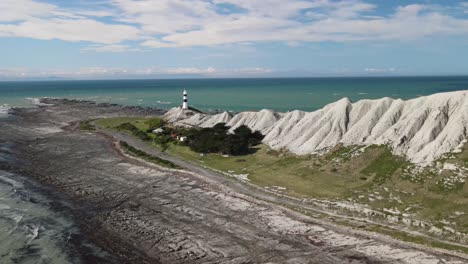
0,104,11,115
0,169,109,263
156,100,172,105
25,97,53,106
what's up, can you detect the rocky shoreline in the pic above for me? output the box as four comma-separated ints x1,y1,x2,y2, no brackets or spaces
0,99,467,264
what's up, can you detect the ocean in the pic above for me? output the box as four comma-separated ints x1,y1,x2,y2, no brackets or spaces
0,170,76,264
0,143,109,264
1,76,468,113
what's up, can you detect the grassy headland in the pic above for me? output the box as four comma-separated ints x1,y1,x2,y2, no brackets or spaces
93,116,468,247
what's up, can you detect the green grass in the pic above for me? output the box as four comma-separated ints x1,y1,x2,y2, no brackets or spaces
167,144,373,198
454,143,468,168
78,119,96,131
145,117,165,132
94,116,468,240
361,146,408,185
324,145,355,162
367,225,468,255
94,117,149,131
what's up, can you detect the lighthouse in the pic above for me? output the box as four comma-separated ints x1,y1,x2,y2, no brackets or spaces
182,89,188,110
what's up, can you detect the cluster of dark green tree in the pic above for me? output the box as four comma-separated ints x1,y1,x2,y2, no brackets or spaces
186,123,264,155
116,119,264,156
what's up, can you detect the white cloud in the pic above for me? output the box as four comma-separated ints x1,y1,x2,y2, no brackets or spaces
0,18,140,44
225,67,273,75
327,1,375,18
0,0,56,22
113,0,219,34
120,0,468,48
0,66,273,79
212,0,322,18
364,67,396,73
0,0,141,44
82,44,140,53
146,2,468,47
134,66,272,76
165,67,217,74
0,67,130,78
76,67,129,76
1,0,468,49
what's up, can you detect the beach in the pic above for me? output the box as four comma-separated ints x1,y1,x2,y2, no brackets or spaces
0,99,467,263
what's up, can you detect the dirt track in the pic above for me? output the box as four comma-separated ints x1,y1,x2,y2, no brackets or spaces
0,99,467,264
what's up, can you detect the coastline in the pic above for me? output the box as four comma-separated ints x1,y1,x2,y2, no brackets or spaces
0,100,165,263
0,170,117,264
0,98,467,263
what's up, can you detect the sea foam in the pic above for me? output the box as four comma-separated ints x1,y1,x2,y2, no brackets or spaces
0,104,11,115
26,97,53,106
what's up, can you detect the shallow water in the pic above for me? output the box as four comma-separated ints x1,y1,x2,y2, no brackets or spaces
0,171,79,264
0,141,109,264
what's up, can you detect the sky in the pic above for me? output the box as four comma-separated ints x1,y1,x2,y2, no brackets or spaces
1,0,468,80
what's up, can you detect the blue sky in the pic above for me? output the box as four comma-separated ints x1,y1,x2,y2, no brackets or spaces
1,0,468,79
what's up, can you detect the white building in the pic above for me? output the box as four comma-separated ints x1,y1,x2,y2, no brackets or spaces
152,128,164,134
182,89,188,110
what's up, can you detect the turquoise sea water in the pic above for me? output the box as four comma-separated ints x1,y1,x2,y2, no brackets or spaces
1,77,468,112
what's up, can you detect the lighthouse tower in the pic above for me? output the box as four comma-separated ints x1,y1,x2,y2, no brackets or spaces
182,89,188,110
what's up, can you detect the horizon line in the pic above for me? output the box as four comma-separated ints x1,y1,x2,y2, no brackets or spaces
2,74,468,83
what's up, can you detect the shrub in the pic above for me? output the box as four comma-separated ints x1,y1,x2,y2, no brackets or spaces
117,122,150,141
154,134,173,151
213,122,230,133
233,125,252,139
119,141,179,169
79,120,96,131
145,118,166,133
222,134,249,155
117,122,138,133
134,130,151,141
188,128,224,153
249,130,264,146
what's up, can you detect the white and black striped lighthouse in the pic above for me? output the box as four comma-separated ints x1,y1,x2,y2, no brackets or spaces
182,89,188,110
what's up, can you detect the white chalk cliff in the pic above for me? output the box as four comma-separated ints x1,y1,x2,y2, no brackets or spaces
164,91,468,165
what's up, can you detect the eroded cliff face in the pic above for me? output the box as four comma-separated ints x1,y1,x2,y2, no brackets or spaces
165,90,468,165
